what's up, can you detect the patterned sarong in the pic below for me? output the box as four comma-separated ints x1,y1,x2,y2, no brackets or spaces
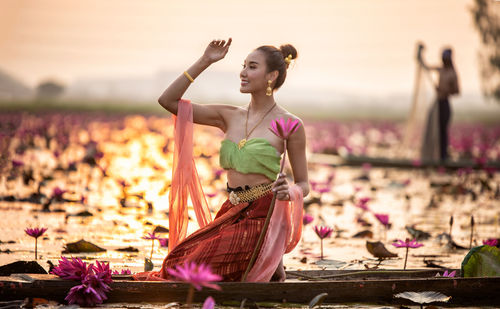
133,192,273,281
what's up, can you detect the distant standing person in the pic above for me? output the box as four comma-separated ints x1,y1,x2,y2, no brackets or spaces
418,44,460,161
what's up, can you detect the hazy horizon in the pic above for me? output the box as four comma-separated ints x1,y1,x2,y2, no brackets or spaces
1,0,498,112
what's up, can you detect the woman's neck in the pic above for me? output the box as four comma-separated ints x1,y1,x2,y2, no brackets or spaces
249,93,275,112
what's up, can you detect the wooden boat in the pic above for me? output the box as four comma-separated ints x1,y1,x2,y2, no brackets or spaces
309,152,500,169
1,269,499,306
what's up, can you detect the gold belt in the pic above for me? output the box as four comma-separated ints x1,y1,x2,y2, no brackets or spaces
228,182,274,205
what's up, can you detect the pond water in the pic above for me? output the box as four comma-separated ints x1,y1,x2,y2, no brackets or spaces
1,112,499,308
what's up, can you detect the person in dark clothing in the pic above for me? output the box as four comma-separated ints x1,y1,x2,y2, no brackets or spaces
418,46,460,161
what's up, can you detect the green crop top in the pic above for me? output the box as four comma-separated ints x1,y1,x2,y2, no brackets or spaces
219,138,281,180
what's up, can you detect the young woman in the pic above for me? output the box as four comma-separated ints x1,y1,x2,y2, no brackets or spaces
133,38,309,282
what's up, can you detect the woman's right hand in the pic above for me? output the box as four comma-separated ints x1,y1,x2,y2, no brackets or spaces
202,38,232,64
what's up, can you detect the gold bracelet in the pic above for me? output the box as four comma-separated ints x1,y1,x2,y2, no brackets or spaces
183,71,194,83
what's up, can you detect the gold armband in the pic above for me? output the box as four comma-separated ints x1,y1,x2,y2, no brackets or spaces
183,71,194,83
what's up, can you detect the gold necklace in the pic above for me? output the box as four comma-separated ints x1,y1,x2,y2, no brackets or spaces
238,102,276,149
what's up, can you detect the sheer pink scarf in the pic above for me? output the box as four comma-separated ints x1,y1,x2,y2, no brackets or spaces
171,99,304,281
168,99,212,251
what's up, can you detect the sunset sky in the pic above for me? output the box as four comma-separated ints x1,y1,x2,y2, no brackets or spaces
0,0,496,109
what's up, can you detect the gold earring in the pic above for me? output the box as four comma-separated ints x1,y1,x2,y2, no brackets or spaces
266,80,272,96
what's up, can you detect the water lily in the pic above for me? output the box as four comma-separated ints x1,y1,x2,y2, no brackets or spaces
52,258,113,306
202,296,215,309
269,117,301,173
436,270,456,277
24,227,47,260
314,226,333,260
51,256,90,281
374,213,390,227
52,187,67,201
392,238,424,270
167,262,222,307
143,232,160,259
12,159,24,168
65,282,104,306
159,237,169,248
167,261,222,291
303,214,314,225
483,238,498,246
362,163,371,173
355,197,371,212
269,118,300,140
112,269,132,275
92,260,112,285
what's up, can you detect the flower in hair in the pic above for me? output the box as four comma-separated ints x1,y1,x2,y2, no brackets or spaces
284,54,293,64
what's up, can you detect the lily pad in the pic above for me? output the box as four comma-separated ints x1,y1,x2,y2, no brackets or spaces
366,241,397,258
394,291,451,304
314,259,347,269
0,261,47,276
308,292,328,308
461,245,500,277
116,246,139,252
153,225,169,233
405,225,431,241
352,230,373,238
63,239,106,253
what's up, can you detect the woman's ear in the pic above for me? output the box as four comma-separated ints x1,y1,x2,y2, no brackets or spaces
267,70,279,85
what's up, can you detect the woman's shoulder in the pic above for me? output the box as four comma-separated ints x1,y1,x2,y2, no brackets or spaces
274,107,304,126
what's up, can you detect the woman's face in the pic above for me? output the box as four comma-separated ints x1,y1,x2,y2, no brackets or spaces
240,50,269,94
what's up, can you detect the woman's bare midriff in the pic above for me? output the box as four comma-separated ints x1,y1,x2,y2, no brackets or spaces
226,169,274,188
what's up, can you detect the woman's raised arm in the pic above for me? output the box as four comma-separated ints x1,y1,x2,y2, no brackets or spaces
158,38,234,131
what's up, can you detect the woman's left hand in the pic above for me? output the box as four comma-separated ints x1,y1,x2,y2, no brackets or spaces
273,173,290,201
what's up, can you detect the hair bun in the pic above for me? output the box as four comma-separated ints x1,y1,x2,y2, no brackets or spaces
279,44,298,61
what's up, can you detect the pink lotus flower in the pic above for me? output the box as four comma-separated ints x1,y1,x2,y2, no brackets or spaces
269,118,300,139
314,226,333,260
82,273,111,302
159,237,169,248
25,227,47,239
355,197,371,211
51,256,91,281
202,296,215,309
53,258,113,306
214,169,224,179
314,226,333,239
483,238,498,246
142,232,160,240
92,260,112,285
167,262,222,291
392,238,423,270
436,270,456,277
374,213,390,228
303,214,314,225
52,187,67,200
112,269,132,275
143,232,160,259
362,163,371,173
12,159,24,168
314,186,331,194
392,238,424,248
25,227,47,260
269,117,302,175
65,283,104,306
